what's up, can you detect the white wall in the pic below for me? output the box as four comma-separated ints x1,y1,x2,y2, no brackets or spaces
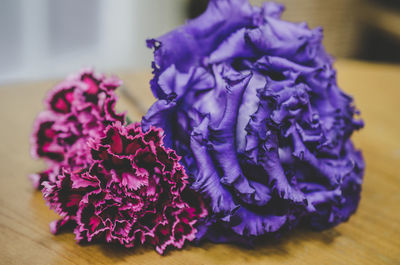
0,0,188,84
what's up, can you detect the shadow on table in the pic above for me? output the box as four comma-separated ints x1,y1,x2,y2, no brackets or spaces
196,228,340,257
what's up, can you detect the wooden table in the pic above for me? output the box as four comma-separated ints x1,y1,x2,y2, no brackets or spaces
0,60,399,265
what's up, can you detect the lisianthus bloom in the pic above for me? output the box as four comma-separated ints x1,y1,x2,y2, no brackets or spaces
43,122,207,254
142,0,365,243
30,69,125,189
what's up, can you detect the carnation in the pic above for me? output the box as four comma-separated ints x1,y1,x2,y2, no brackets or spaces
42,122,207,254
30,69,125,189
142,0,365,243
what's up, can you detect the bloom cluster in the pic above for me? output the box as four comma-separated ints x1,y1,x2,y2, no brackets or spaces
142,0,364,243
30,69,125,189
31,70,207,254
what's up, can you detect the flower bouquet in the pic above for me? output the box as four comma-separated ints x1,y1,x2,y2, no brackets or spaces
31,0,364,254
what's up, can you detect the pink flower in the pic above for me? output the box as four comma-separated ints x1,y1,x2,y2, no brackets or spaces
30,69,125,189
43,122,208,254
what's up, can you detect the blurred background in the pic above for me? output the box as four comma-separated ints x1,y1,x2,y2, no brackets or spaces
0,0,399,85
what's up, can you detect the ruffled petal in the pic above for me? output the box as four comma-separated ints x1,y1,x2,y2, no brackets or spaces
142,0,364,244
30,69,125,190
42,123,208,254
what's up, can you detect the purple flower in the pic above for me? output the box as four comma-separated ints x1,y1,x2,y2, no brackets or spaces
30,69,125,189
43,122,207,254
142,0,365,243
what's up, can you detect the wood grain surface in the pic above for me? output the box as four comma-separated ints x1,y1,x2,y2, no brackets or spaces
0,60,399,265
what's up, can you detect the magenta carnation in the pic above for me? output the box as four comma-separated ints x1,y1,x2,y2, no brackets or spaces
30,69,125,189
42,122,208,254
